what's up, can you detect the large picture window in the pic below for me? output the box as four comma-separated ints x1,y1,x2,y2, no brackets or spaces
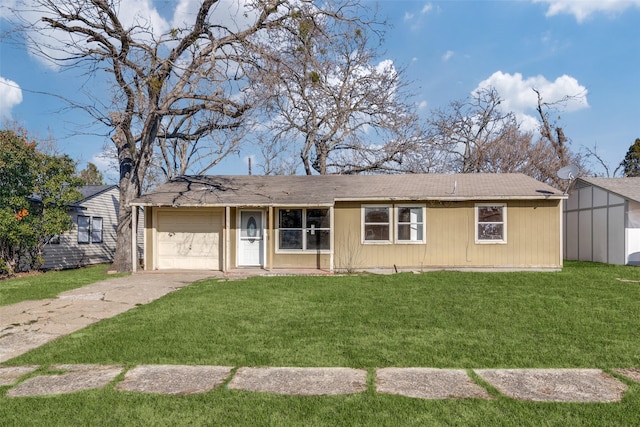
77,216,90,244
476,204,506,243
278,208,330,251
396,205,425,243
362,205,391,243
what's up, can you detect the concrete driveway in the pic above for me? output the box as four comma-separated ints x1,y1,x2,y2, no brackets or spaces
0,271,218,363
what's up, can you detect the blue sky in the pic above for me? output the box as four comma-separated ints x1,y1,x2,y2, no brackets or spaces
1,0,639,181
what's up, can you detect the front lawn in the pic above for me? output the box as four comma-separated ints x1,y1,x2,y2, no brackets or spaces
2,261,640,426
0,265,125,306
8,261,640,368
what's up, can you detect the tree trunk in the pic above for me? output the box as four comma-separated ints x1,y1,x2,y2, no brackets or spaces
110,113,141,272
112,178,138,272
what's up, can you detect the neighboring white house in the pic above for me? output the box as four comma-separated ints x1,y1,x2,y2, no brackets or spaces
42,185,143,270
564,177,640,265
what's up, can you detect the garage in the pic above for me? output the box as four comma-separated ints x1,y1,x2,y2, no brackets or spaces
155,209,222,270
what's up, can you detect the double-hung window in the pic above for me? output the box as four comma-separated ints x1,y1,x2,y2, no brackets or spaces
362,205,392,243
77,216,90,244
278,208,330,251
92,217,104,243
476,204,506,243
78,216,104,244
396,205,425,243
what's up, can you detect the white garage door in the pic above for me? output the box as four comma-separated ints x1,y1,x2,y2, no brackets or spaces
156,210,222,270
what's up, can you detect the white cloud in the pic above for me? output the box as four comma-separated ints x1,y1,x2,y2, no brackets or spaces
442,50,454,62
404,12,414,21
118,0,169,35
421,3,433,14
172,0,258,34
8,0,171,70
0,76,23,118
89,152,119,183
417,100,428,110
10,0,261,70
474,71,588,131
533,0,640,22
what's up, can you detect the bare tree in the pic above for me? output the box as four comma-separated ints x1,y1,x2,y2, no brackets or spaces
6,0,366,271
255,6,426,175
426,87,518,173
156,113,245,181
532,88,587,186
422,86,586,187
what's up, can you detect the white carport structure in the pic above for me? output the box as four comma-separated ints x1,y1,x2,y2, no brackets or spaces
564,177,640,265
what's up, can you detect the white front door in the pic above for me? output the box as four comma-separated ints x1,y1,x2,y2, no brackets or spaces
238,210,264,266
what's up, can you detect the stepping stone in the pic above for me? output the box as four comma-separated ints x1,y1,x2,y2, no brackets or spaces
613,368,640,384
6,364,122,397
228,367,367,396
0,366,39,386
0,331,59,363
475,369,627,402
116,365,232,395
376,368,491,399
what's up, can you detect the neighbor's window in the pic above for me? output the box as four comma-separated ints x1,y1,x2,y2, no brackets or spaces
476,204,506,243
363,205,391,243
278,208,330,251
92,217,103,243
396,205,425,243
78,216,90,244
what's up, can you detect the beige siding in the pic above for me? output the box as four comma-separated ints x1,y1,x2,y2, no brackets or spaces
144,208,154,269
143,200,561,271
333,200,561,270
270,252,332,269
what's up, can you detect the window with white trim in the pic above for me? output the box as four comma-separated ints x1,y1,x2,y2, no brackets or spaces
92,217,103,243
77,216,90,244
476,204,506,243
396,205,425,243
277,208,330,251
362,205,391,243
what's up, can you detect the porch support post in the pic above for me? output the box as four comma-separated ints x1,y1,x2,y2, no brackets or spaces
559,198,564,268
225,206,230,272
131,205,137,273
329,205,335,272
267,206,273,271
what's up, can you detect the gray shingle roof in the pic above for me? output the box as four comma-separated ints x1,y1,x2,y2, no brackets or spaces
77,185,117,200
131,174,564,207
576,177,640,203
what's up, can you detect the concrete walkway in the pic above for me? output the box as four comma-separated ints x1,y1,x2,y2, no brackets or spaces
1,364,637,401
1,272,638,401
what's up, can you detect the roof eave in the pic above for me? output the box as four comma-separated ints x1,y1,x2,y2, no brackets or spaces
129,202,335,208
334,195,566,202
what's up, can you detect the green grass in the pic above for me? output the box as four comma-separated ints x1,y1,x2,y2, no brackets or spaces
2,261,640,425
0,265,126,306
1,385,639,427
8,261,640,368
